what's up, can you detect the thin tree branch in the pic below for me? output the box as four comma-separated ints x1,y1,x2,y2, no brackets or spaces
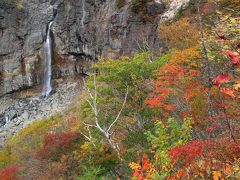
108,87,128,133
197,2,213,117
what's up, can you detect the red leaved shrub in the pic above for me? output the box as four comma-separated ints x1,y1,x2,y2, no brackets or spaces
0,165,19,180
36,132,81,161
169,140,240,169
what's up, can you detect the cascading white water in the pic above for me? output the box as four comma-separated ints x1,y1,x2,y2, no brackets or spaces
42,21,54,98
81,0,86,28
3,114,10,128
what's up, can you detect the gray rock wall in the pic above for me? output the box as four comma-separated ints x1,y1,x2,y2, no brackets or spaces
0,0,54,96
0,0,166,96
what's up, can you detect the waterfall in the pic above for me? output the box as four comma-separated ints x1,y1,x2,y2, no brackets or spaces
42,21,54,98
3,114,10,128
81,0,86,28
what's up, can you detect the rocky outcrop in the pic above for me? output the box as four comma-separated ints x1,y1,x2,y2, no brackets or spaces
0,0,167,96
0,0,54,96
0,0,191,96
52,0,166,77
0,78,83,146
161,0,190,19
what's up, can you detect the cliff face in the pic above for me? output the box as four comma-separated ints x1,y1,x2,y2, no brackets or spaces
0,0,189,144
0,0,166,96
0,0,53,96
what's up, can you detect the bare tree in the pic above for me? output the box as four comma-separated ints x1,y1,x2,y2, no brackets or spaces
81,75,128,156
134,29,151,53
197,1,236,142
197,1,213,117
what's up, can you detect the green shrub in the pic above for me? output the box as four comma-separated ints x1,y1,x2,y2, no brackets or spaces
130,0,148,13
146,118,192,177
130,0,158,22
116,0,125,9
76,166,104,180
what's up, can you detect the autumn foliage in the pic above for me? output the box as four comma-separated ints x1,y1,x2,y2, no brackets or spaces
159,18,200,50
169,140,240,178
0,165,19,180
129,153,156,179
145,48,203,120
0,1,240,179
36,132,81,161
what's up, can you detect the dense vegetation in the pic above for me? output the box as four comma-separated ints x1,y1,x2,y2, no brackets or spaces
0,0,240,179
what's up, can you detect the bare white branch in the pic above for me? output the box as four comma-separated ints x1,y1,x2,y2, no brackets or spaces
108,87,128,133
82,75,128,157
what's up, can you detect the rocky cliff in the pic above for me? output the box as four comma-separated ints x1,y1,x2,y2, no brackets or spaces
0,0,189,145
0,0,166,96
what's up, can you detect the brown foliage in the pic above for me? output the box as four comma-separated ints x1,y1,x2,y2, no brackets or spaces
159,18,200,50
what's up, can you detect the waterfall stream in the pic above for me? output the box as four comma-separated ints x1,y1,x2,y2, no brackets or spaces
81,0,86,28
3,114,10,128
42,21,54,98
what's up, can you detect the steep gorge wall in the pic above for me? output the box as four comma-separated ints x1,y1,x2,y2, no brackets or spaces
0,0,54,96
0,0,166,96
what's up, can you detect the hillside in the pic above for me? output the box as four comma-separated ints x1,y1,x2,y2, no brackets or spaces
0,0,240,179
